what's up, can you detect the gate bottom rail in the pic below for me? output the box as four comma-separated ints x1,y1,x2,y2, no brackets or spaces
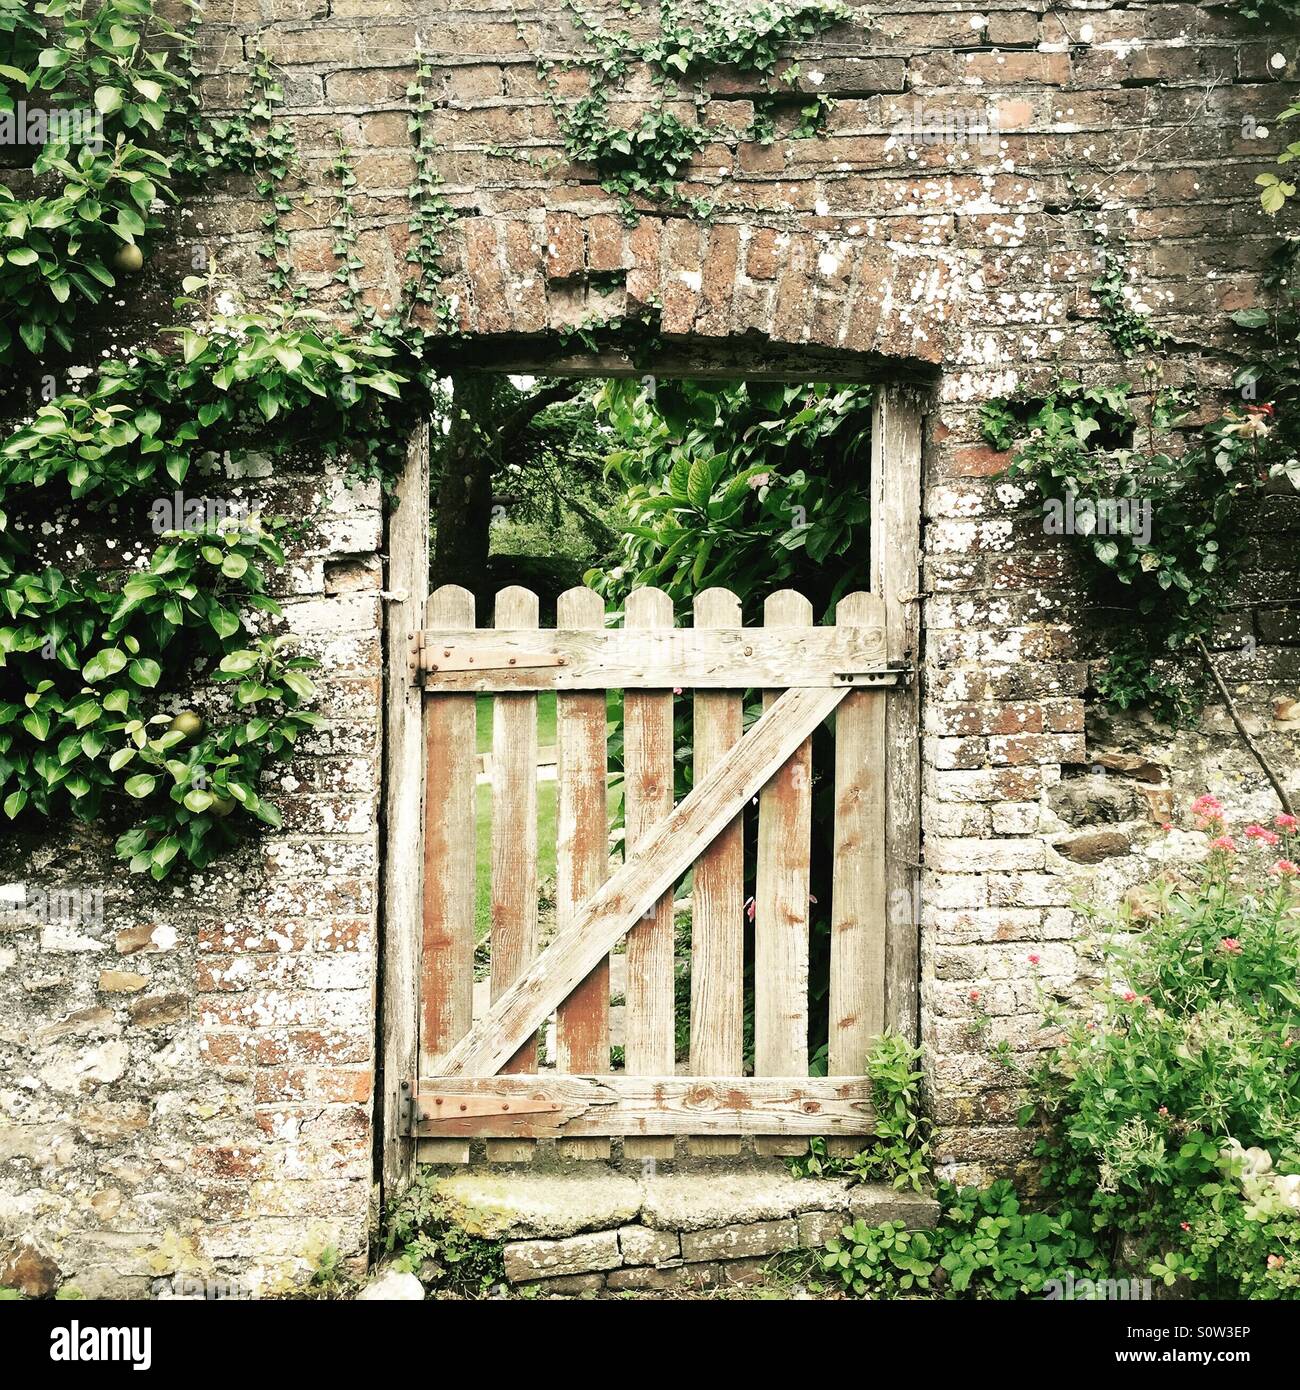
403,1075,877,1140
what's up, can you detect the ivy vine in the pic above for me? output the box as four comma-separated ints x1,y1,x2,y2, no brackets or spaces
982,240,1300,727
543,0,855,221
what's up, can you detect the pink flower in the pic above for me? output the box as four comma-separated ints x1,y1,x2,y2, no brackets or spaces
1192,794,1224,817
1276,814,1299,833
1209,835,1237,853
743,896,756,922
969,989,980,1003
1268,1254,1286,1271
1180,1221,1190,1232
1269,859,1298,878
1140,995,1151,1005
1159,1107,1170,1118
1028,953,1040,965
1220,937,1243,955
1245,825,1280,847
1123,990,1137,1003
747,472,771,490
1161,822,1174,832
673,686,683,696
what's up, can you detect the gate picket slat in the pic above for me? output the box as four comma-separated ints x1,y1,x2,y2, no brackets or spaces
419,584,478,1163
828,591,889,1157
487,586,540,1164
755,590,814,1158
554,587,612,1161
689,588,744,1158
622,587,677,1161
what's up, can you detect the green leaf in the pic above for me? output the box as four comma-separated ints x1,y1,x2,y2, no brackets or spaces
21,710,50,741
3,789,27,819
124,774,158,798
218,650,260,675
82,648,128,683
128,657,162,688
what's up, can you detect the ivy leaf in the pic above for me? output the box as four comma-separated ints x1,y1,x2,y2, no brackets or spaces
3,789,27,819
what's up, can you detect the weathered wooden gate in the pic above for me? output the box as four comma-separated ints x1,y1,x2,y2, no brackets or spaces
398,582,913,1162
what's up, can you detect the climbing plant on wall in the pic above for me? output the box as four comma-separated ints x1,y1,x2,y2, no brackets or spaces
0,0,197,362
982,246,1300,731
0,2,429,877
542,0,856,221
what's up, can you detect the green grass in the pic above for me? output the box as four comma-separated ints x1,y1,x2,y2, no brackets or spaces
474,777,624,946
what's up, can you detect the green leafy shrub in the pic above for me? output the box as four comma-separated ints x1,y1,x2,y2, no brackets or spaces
0,0,195,362
0,294,417,876
1026,797,1300,1298
594,377,874,619
821,1182,1103,1299
790,1033,931,1192
381,1171,505,1296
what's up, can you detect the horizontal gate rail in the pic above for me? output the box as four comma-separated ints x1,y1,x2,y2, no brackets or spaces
403,1076,876,1139
411,623,902,690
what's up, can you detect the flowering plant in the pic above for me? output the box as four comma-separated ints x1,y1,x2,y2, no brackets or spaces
1025,796,1300,1297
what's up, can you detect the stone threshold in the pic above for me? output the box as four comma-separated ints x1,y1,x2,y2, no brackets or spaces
430,1167,939,1295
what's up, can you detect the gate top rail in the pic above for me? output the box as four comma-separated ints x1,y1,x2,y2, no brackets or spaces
411,585,902,690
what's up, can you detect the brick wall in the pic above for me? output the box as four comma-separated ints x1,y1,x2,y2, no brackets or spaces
4,0,1300,1294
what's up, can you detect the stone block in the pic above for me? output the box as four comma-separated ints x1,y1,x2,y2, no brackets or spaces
502,1231,622,1283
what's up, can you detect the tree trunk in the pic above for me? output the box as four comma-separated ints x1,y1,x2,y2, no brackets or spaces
431,374,497,607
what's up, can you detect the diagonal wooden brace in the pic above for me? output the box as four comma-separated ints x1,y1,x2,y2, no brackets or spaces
433,683,851,1077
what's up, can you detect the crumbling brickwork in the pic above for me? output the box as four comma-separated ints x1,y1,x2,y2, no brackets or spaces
3,0,1300,1294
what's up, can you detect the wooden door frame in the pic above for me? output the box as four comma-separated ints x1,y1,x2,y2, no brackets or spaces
377,378,926,1198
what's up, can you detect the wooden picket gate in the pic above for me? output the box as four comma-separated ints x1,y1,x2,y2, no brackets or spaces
398,581,913,1162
